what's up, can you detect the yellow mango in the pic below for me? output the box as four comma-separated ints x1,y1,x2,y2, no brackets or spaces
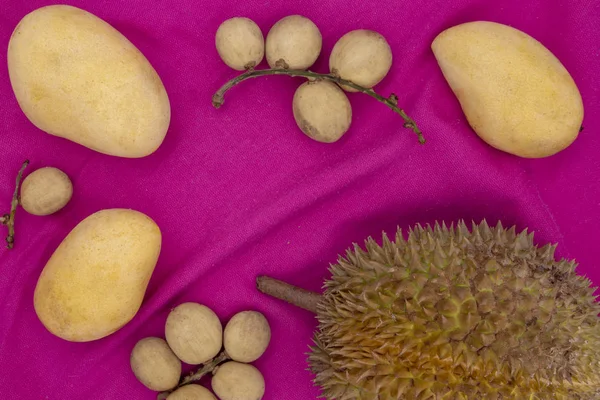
7,5,170,158
34,209,161,342
432,21,583,158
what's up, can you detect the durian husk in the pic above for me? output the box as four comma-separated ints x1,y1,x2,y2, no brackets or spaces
308,220,600,400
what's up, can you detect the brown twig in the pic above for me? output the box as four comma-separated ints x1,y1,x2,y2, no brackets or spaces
1,160,29,249
156,351,230,400
212,66,425,144
256,276,321,313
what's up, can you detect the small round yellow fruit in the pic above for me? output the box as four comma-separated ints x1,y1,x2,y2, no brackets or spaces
265,15,322,70
20,167,72,216
130,337,181,392
330,29,393,92
224,311,271,363
165,302,222,365
212,362,265,400
167,384,217,400
293,80,352,143
216,17,264,71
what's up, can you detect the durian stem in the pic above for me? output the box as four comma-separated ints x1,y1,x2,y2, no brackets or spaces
156,351,230,400
256,276,321,313
212,66,425,144
1,160,29,250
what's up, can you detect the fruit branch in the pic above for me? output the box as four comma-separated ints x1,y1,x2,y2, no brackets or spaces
256,276,321,313
212,66,425,144
156,351,230,400
0,160,29,249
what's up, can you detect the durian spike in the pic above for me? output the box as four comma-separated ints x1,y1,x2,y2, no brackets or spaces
257,276,321,313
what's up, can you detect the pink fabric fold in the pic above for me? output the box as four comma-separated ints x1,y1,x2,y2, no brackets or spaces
0,0,598,398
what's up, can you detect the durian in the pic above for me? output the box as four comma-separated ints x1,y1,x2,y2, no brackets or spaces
257,220,600,400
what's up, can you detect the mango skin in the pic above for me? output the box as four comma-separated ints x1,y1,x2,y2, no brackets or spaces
432,21,583,158
33,209,161,342
7,5,170,158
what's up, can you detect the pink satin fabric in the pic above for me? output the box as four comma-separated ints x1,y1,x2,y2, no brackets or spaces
0,0,598,398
